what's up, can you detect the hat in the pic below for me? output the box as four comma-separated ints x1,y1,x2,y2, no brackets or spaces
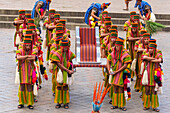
130,11,136,17
60,39,70,47
102,3,111,8
29,24,36,30
110,32,118,38
132,23,138,28
28,19,34,25
149,43,157,49
102,11,108,15
133,15,139,20
24,34,32,44
104,21,112,27
25,29,33,35
140,30,147,36
56,32,63,41
149,39,156,44
19,10,25,15
56,23,63,27
104,17,111,21
49,9,56,15
143,33,150,39
56,26,63,32
110,25,118,30
25,14,31,19
59,20,66,26
109,29,117,33
56,31,63,37
115,37,124,46
54,14,60,20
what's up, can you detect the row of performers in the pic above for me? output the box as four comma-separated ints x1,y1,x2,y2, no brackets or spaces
13,9,76,109
91,10,163,112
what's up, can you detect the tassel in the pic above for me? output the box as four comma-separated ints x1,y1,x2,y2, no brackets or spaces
16,33,21,46
124,91,128,100
140,62,145,75
57,69,63,83
109,75,112,84
15,66,20,85
131,58,137,72
33,84,38,96
142,69,148,85
42,38,47,49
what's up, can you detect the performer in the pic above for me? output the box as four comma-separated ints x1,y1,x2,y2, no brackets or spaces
19,13,32,39
84,2,111,27
48,14,60,32
127,23,140,80
124,11,136,49
59,20,71,38
43,9,56,63
123,0,132,11
133,15,144,30
134,0,153,21
31,0,51,19
51,38,76,109
142,41,163,112
13,10,26,47
134,32,149,93
107,37,132,111
50,31,63,96
16,35,37,109
101,32,117,58
101,32,118,104
98,11,108,27
100,21,112,44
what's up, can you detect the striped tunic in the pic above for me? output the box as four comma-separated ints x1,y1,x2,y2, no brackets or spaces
142,49,163,86
51,49,76,84
107,47,132,87
16,47,37,84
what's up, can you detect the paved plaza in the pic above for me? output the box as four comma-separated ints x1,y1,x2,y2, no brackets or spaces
0,0,170,112
0,29,170,113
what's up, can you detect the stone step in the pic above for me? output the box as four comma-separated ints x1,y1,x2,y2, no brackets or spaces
1,9,170,20
0,21,169,32
1,15,170,26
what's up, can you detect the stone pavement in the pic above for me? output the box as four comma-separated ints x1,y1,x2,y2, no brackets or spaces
0,28,170,113
0,0,170,14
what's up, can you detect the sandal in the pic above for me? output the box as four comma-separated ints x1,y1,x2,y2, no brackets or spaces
34,98,38,102
109,100,112,104
135,89,139,92
111,106,118,109
140,94,142,98
55,104,61,109
27,105,34,109
143,107,150,110
119,107,127,111
64,104,69,109
153,108,160,112
39,86,42,89
18,104,24,109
